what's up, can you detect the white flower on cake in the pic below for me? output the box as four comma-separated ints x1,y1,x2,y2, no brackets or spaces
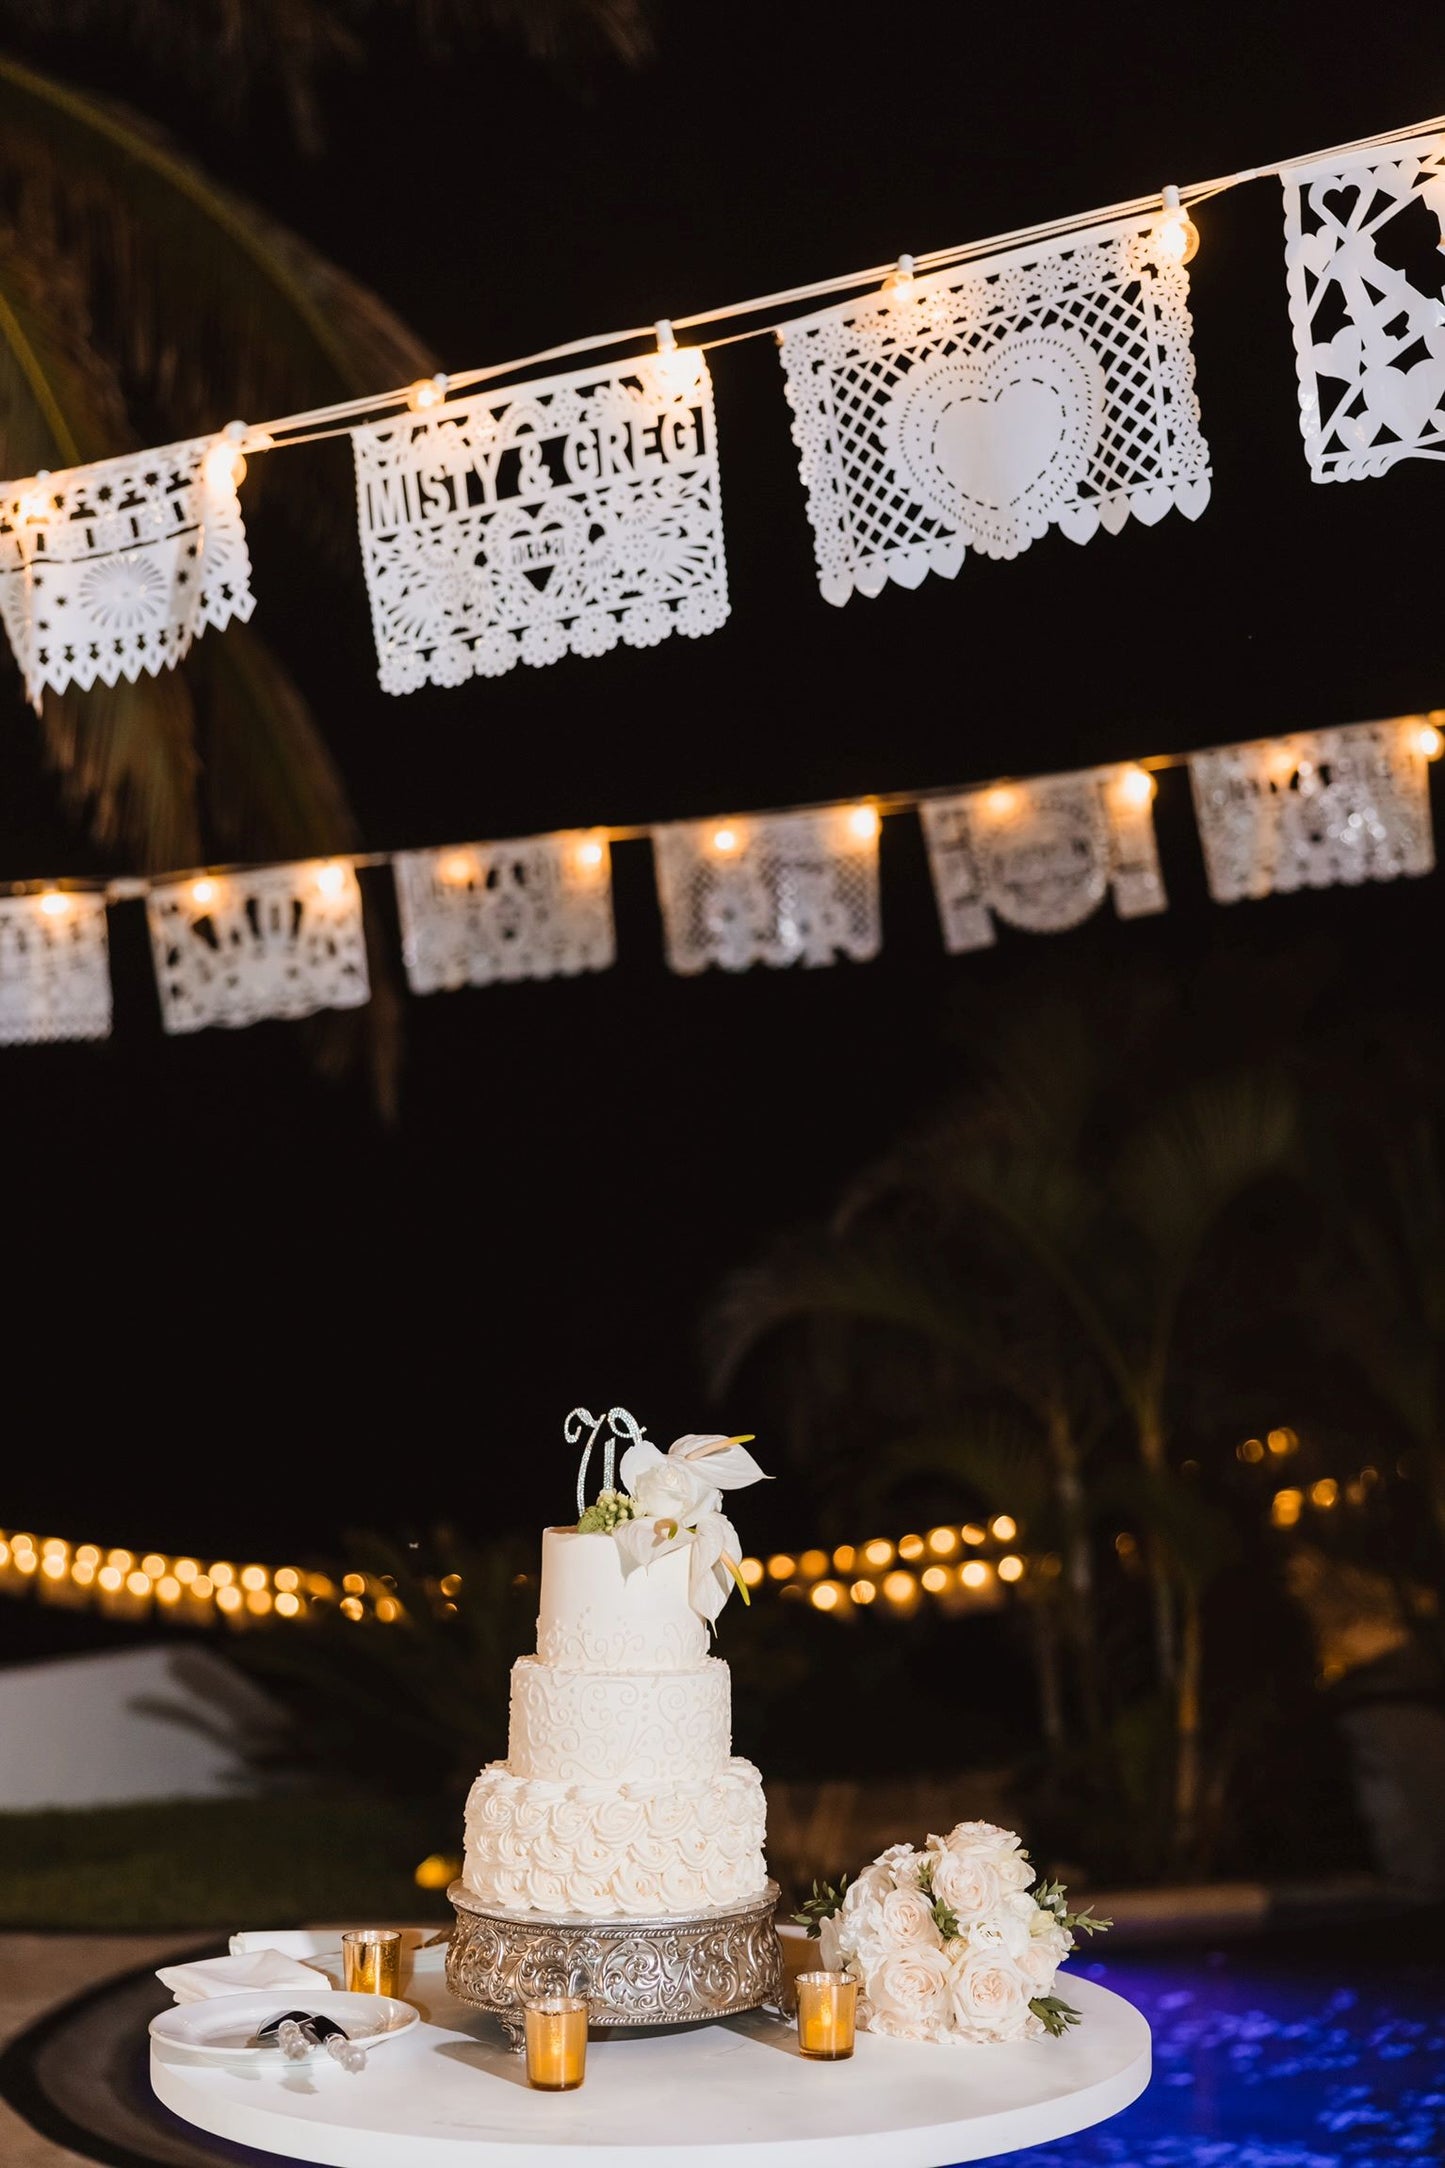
604,1431,770,1625
800,1818,1112,2045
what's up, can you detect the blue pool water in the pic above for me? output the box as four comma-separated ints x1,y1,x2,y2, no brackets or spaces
972,1938,1445,2167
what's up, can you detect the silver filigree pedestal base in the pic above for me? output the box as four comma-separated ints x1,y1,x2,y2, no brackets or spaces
446,1880,786,2049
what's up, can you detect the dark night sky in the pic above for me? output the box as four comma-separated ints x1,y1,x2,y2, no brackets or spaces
2,0,1443,1564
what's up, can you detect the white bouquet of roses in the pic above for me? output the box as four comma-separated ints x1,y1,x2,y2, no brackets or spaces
796,1820,1108,2045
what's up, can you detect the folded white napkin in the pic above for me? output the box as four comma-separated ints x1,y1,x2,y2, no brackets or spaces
155,1949,333,2004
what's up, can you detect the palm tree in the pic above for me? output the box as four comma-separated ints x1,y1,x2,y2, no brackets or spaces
0,1,647,918
711,984,1296,1869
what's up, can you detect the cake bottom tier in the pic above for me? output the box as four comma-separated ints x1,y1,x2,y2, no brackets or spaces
462,1755,768,1918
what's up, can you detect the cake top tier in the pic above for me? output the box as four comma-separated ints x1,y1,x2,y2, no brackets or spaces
563,1406,771,1630
536,1528,707,1673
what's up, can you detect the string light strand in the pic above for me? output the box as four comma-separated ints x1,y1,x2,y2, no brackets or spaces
170,109,1445,462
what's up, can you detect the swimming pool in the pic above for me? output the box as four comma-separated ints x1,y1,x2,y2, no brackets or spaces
976,1924,1445,2167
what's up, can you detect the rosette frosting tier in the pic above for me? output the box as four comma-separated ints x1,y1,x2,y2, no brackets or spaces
462,1528,770,1919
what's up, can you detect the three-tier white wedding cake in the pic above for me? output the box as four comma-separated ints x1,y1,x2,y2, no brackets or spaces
462,1415,771,1921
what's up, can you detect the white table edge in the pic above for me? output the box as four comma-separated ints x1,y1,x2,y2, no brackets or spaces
151,1979,1152,2168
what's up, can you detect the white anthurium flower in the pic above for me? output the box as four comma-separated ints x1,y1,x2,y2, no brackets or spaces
612,1514,691,1579
687,1511,744,1623
609,1431,768,1621
666,1433,772,1492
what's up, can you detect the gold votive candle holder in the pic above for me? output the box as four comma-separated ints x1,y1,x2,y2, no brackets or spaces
796,1971,858,2060
342,1928,402,1997
524,1996,588,2090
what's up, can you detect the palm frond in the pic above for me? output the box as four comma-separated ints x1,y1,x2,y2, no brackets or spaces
38,672,201,871
0,52,437,457
709,1236,996,1394
190,626,360,862
1113,1071,1297,1267
0,238,130,470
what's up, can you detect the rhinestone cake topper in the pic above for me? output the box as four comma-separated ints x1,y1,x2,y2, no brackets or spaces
566,1405,648,1516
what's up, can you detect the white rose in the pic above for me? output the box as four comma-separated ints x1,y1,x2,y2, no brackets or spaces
965,1905,1031,1962
996,1850,1036,1893
950,1950,1033,2040
865,1945,952,2038
1020,1933,1065,1992
875,1841,920,1883
932,1848,1002,1921
880,1885,943,1947
938,1819,1016,1854
620,1440,722,1522
817,1912,844,1973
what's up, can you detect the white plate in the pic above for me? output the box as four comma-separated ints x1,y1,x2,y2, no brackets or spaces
149,1990,419,2064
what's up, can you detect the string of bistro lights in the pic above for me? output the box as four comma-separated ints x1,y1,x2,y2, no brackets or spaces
5,113,1445,913
0,1436,1374,1632
115,108,1445,461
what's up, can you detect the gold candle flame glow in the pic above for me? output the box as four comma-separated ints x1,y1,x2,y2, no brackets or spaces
524,1996,588,2089
342,1928,401,1997
796,1970,858,2059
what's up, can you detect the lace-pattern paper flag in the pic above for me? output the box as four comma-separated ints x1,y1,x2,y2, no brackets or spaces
393,831,615,992
0,438,253,707
1283,138,1445,481
145,861,369,1034
353,354,727,693
1189,721,1436,902
0,892,111,1044
652,808,881,974
920,768,1167,952
778,220,1209,604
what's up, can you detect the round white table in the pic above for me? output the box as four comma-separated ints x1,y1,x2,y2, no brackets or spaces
151,1965,1149,2167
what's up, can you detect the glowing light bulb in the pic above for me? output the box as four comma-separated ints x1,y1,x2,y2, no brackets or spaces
984,786,1019,822
1415,721,1444,760
38,890,70,917
275,1591,301,1617
1150,186,1199,267
19,473,51,523
1116,764,1156,807
921,1565,949,1592
850,1578,876,1604
314,861,348,899
881,1570,917,1604
739,1557,764,1586
575,837,605,871
202,440,246,493
990,1515,1018,1543
882,253,916,299
652,320,704,396
960,1559,991,1589
407,374,449,412
191,878,217,909
711,825,739,855
847,804,880,842
438,850,477,887
998,1554,1025,1583
810,1580,841,1610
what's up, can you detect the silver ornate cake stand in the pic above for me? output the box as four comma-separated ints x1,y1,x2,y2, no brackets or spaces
446,1879,786,2048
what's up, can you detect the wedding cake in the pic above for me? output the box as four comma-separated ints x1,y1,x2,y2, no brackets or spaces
462,1414,771,1921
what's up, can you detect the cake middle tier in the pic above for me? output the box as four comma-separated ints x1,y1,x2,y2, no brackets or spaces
507,1655,731,1784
